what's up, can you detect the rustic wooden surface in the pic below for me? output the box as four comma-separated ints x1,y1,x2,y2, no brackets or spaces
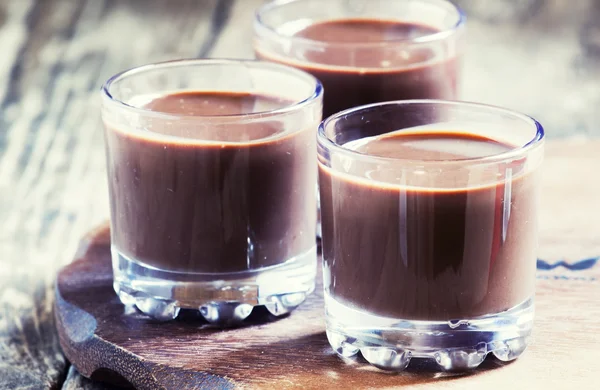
55,139,600,390
2,0,600,388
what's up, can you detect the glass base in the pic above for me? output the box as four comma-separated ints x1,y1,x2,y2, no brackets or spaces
325,294,533,371
112,246,317,325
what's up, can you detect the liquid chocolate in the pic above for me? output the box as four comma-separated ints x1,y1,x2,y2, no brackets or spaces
256,19,458,118
319,131,538,320
105,91,317,273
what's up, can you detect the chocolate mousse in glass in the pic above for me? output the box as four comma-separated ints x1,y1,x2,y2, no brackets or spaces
254,0,465,118
101,59,323,325
317,100,544,371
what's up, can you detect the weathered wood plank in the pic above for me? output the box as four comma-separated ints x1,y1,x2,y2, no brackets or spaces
0,2,71,387
456,0,600,137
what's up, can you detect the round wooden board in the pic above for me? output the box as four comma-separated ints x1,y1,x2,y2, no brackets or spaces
55,140,600,390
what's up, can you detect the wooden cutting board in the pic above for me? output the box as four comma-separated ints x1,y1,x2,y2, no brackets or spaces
55,139,600,389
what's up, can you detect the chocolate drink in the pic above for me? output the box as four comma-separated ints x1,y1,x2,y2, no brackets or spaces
256,19,459,118
105,91,317,273
319,131,539,320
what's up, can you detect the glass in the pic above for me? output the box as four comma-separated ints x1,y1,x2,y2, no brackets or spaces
101,59,323,324
254,0,465,119
318,100,544,371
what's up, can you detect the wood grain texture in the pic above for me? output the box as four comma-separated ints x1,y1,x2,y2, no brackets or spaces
2,0,600,388
455,0,600,138
55,140,600,390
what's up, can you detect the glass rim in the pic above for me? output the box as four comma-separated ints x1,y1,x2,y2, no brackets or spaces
254,0,466,49
101,58,323,121
318,99,545,166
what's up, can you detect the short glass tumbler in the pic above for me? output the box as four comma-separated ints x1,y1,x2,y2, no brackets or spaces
101,59,323,324
317,100,544,371
254,0,465,119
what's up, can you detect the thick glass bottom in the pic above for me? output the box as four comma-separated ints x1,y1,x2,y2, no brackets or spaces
112,246,316,325
325,293,533,371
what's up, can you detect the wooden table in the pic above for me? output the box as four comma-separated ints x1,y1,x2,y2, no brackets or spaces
1,0,600,389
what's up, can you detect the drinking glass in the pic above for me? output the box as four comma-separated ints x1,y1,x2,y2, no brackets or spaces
254,0,465,118
101,59,323,324
318,100,544,371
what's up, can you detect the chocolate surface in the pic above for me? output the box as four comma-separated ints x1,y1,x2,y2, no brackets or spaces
105,91,317,273
256,19,459,118
319,131,538,320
